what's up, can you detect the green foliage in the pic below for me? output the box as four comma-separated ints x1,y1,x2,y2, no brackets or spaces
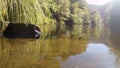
0,0,90,25
0,0,55,25
90,10,102,25
69,0,90,24
0,0,5,21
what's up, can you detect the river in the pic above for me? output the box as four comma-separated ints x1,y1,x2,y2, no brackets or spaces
0,24,120,68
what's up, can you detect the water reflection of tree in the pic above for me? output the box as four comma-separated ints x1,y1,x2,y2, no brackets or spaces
40,23,102,41
65,25,89,40
0,24,104,68
0,37,88,68
68,24,102,40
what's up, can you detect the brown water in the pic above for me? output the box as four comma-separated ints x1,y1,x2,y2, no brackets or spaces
0,25,120,68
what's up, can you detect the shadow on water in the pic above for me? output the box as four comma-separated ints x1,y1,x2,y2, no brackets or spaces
0,24,120,68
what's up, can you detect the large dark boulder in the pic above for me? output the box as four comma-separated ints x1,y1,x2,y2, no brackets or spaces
3,23,41,39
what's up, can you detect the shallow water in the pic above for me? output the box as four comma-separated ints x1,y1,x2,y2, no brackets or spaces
0,25,120,68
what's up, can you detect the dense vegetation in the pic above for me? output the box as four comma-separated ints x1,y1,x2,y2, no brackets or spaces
0,0,90,25
89,9,102,25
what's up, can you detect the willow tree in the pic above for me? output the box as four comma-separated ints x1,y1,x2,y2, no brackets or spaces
0,0,5,21
1,0,54,26
48,0,71,24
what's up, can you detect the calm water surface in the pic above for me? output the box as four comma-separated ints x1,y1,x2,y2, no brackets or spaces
0,25,120,68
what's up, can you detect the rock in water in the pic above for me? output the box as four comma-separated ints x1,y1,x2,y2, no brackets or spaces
3,23,41,39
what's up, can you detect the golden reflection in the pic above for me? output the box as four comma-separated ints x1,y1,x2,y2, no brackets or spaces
0,25,102,68
0,37,88,68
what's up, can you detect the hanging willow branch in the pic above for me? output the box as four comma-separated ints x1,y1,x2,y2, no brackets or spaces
0,0,53,26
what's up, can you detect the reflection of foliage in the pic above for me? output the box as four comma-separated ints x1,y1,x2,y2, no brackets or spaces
68,25,88,40
40,24,102,40
0,23,103,67
0,37,88,68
